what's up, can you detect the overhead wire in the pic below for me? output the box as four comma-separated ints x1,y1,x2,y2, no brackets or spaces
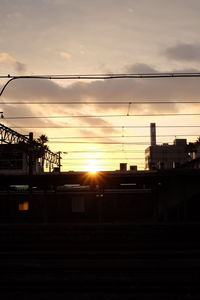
48,141,167,145
62,157,144,160
2,100,200,105
6,125,200,128
1,72,200,96
66,150,146,153
3,112,200,119
2,120,28,135
2,73,199,171
48,134,199,139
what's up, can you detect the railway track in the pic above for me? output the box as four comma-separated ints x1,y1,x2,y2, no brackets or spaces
0,223,200,299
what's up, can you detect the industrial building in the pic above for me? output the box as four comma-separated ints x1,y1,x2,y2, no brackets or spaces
0,123,59,175
0,143,43,175
145,123,190,170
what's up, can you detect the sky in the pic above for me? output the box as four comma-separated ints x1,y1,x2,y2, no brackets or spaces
1,0,200,171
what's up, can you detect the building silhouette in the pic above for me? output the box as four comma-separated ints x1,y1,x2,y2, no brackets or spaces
0,123,59,174
145,123,189,170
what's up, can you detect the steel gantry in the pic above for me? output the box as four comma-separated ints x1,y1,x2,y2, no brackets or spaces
0,122,59,167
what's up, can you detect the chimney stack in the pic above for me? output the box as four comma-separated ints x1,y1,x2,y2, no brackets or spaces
120,163,127,171
150,123,156,146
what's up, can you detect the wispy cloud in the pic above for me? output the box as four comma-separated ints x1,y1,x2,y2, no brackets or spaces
2,63,200,136
14,61,26,73
59,51,72,60
163,43,200,62
80,45,86,55
0,52,15,63
0,52,26,73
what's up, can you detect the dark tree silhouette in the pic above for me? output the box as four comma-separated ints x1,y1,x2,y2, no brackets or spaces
37,134,49,171
37,134,48,145
187,136,200,159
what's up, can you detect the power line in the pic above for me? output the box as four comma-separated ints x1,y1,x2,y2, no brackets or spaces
48,141,161,145
1,73,200,79
65,151,138,153
69,152,195,157
4,113,200,119
62,157,144,160
1,72,200,96
2,100,200,105
49,134,199,139
6,125,200,129
61,163,145,166
3,120,28,135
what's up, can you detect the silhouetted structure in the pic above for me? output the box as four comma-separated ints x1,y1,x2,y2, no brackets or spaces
181,156,200,169
145,123,189,170
130,165,137,171
0,123,59,174
120,163,127,171
0,143,43,174
150,122,156,146
145,139,189,170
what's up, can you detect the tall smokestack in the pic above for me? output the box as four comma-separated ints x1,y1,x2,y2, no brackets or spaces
150,123,156,146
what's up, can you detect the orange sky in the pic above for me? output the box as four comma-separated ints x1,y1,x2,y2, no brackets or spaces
1,0,200,171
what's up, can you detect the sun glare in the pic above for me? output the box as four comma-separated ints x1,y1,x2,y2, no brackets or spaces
89,170,97,175
86,161,99,174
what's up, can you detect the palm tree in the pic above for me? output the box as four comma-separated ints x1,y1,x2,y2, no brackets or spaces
37,134,48,145
195,137,200,146
37,134,49,171
187,137,200,159
194,137,200,158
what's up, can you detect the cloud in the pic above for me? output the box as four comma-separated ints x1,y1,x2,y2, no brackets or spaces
59,51,72,60
125,63,156,73
164,43,200,62
0,52,26,73
2,63,200,107
128,8,134,13
1,62,200,138
80,45,86,55
14,61,26,73
0,52,15,63
79,117,118,134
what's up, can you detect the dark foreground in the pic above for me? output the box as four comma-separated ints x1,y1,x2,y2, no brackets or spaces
0,222,200,299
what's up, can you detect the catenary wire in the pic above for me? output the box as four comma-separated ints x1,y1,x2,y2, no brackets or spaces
4,125,200,128
3,113,200,119
64,151,146,154
48,141,171,145
1,72,200,96
62,157,144,161
48,134,199,139
2,100,200,105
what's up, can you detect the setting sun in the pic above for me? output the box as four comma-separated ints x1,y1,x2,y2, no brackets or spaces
88,170,97,175
85,160,99,173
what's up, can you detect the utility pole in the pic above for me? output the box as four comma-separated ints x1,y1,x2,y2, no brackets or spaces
58,151,61,173
29,132,33,176
57,151,67,173
28,132,33,195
